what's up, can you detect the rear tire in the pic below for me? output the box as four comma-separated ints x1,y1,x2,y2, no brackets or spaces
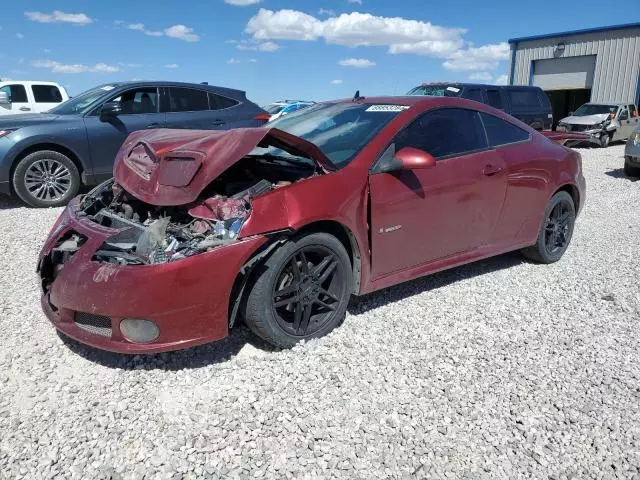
624,159,640,177
12,150,80,208
243,232,353,348
521,191,576,264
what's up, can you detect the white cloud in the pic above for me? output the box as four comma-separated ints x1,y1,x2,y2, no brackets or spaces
25,10,92,25
245,9,465,52
236,39,280,51
16,33,24,39
347,0,363,4
33,60,120,74
227,58,242,64
164,24,200,42
225,0,262,4
119,62,143,68
339,58,375,68
495,74,509,85
468,71,493,82
330,79,343,84
318,8,336,16
127,23,200,41
43,48,52,53
442,42,509,71
249,58,258,63
164,63,179,68
389,39,463,57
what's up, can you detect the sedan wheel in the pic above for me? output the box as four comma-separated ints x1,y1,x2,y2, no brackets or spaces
243,233,353,348
13,150,80,208
521,191,576,264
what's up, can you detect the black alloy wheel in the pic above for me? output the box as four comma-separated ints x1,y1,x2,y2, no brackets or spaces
521,191,576,264
243,232,353,348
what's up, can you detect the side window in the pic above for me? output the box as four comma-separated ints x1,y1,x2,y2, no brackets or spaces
32,85,63,103
629,105,638,117
395,108,488,159
480,112,530,147
1,84,28,103
108,87,158,114
169,88,209,112
507,89,541,110
486,90,503,109
208,93,239,110
618,107,629,120
463,89,484,103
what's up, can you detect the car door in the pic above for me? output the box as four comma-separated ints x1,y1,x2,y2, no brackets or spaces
163,87,239,130
616,106,635,140
83,86,166,180
30,84,65,113
368,107,508,279
0,84,32,115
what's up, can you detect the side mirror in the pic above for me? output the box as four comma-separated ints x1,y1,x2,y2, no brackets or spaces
376,146,436,173
0,92,10,105
394,147,436,170
99,101,122,120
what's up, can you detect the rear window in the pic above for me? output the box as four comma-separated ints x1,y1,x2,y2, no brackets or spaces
32,84,63,103
209,93,238,110
481,112,530,147
507,90,542,109
168,87,209,112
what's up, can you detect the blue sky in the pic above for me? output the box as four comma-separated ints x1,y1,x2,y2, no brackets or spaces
1,0,637,106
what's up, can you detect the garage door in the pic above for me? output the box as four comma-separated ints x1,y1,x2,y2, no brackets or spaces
532,55,596,90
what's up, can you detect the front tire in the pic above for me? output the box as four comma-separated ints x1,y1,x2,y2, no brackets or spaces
12,150,80,208
521,191,576,264
600,133,611,148
624,159,640,177
243,232,353,348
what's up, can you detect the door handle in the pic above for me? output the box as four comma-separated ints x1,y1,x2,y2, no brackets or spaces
146,123,160,129
483,164,503,176
19,107,31,112
211,120,225,126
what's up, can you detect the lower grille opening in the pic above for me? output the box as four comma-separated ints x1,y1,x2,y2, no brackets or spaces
74,312,112,338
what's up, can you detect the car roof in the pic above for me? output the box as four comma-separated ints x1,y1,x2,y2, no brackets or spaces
94,80,246,96
414,82,539,90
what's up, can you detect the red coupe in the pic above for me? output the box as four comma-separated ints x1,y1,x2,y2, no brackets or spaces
38,96,586,353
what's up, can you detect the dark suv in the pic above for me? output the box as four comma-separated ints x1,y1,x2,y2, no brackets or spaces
0,81,268,207
407,83,553,131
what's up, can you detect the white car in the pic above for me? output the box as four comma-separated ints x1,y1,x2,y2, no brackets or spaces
262,100,315,122
0,80,69,115
557,102,639,147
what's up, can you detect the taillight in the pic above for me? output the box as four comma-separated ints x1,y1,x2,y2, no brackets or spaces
255,114,271,121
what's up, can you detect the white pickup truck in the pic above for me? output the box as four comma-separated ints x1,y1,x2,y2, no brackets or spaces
0,80,69,115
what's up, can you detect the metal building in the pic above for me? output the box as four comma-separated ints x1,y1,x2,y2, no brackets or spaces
508,22,640,125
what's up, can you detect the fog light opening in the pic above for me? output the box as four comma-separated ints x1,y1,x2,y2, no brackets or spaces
120,319,160,344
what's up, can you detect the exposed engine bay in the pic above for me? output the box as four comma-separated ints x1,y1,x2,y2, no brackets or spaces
80,157,315,265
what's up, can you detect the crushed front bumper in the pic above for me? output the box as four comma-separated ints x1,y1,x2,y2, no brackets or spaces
37,198,267,354
556,125,606,146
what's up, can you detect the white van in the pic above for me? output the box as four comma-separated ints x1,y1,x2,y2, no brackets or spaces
0,80,69,115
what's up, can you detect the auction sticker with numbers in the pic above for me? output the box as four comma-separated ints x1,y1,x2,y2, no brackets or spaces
365,105,410,112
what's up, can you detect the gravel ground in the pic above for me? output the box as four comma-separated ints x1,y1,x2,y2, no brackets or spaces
1,145,639,480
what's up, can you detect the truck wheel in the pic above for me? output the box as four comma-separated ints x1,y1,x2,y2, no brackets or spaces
12,150,80,208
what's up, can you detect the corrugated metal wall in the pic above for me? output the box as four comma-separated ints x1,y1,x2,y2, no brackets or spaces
510,27,640,103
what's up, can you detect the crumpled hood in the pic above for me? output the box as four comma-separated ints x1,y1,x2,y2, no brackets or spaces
560,113,610,126
113,127,336,206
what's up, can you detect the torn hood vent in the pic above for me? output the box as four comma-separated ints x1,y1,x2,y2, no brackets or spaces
113,127,335,206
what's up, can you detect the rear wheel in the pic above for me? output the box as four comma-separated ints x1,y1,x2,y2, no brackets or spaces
521,191,576,264
243,232,353,348
12,150,80,208
624,159,640,177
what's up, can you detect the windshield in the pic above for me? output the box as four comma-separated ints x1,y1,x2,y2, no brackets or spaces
265,104,286,114
251,102,408,169
407,85,462,97
48,85,115,115
573,104,617,116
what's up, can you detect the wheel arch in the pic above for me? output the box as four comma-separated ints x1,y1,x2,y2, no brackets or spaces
553,183,580,212
227,219,363,329
9,143,85,192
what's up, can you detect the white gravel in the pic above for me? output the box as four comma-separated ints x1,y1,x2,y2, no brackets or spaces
1,145,639,480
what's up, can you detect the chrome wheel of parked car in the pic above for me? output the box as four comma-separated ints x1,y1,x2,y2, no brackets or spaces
12,150,80,208
521,191,575,264
244,232,353,348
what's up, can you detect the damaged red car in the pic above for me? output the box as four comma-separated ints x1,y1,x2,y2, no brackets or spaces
37,96,586,353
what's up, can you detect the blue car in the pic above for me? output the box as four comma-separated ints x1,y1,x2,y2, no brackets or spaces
263,100,315,122
0,81,268,207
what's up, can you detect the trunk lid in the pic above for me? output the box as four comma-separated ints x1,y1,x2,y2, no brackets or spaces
113,127,336,206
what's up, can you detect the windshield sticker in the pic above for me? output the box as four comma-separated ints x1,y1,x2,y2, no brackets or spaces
101,85,115,91
365,105,410,112
446,86,461,93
